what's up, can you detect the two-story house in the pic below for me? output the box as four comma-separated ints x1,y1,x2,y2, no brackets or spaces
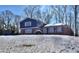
20,18,46,34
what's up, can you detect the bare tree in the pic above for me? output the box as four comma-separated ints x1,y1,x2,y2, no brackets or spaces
51,6,62,23
1,10,14,30
62,5,67,24
0,16,5,34
24,5,53,24
69,12,72,28
24,5,40,19
40,6,54,24
74,5,78,36
14,15,21,34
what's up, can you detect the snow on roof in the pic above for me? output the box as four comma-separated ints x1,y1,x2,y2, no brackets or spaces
44,23,66,27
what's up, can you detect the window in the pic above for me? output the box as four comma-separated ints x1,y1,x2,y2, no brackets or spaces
56,27,63,32
25,21,31,27
48,27,54,33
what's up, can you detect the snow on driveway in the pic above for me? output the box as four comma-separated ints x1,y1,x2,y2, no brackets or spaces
0,35,79,53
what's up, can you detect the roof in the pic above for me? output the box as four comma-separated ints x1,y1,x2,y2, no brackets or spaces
20,18,36,22
44,23,66,27
20,18,46,28
20,18,46,24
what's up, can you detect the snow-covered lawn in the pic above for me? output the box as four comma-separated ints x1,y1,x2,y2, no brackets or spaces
0,35,79,53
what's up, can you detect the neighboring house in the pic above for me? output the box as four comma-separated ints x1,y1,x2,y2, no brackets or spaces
43,23,74,35
20,18,46,34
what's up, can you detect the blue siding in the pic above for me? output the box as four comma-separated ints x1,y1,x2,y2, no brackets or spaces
20,18,38,28
20,18,45,34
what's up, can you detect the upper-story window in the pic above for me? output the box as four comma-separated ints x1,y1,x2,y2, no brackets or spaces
25,21,31,27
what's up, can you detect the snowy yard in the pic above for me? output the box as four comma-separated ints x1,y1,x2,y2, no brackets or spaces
0,35,79,53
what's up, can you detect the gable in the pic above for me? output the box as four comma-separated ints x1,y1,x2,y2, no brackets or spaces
20,18,37,28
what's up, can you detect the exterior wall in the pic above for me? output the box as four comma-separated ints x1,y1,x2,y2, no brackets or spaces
43,25,74,35
20,18,37,28
63,25,74,35
20,18,45,34
20,28,33,34
20,27,42,34
43,25,64,34
20,18,38,34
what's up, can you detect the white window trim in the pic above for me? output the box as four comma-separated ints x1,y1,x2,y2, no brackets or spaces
25,21,31,27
